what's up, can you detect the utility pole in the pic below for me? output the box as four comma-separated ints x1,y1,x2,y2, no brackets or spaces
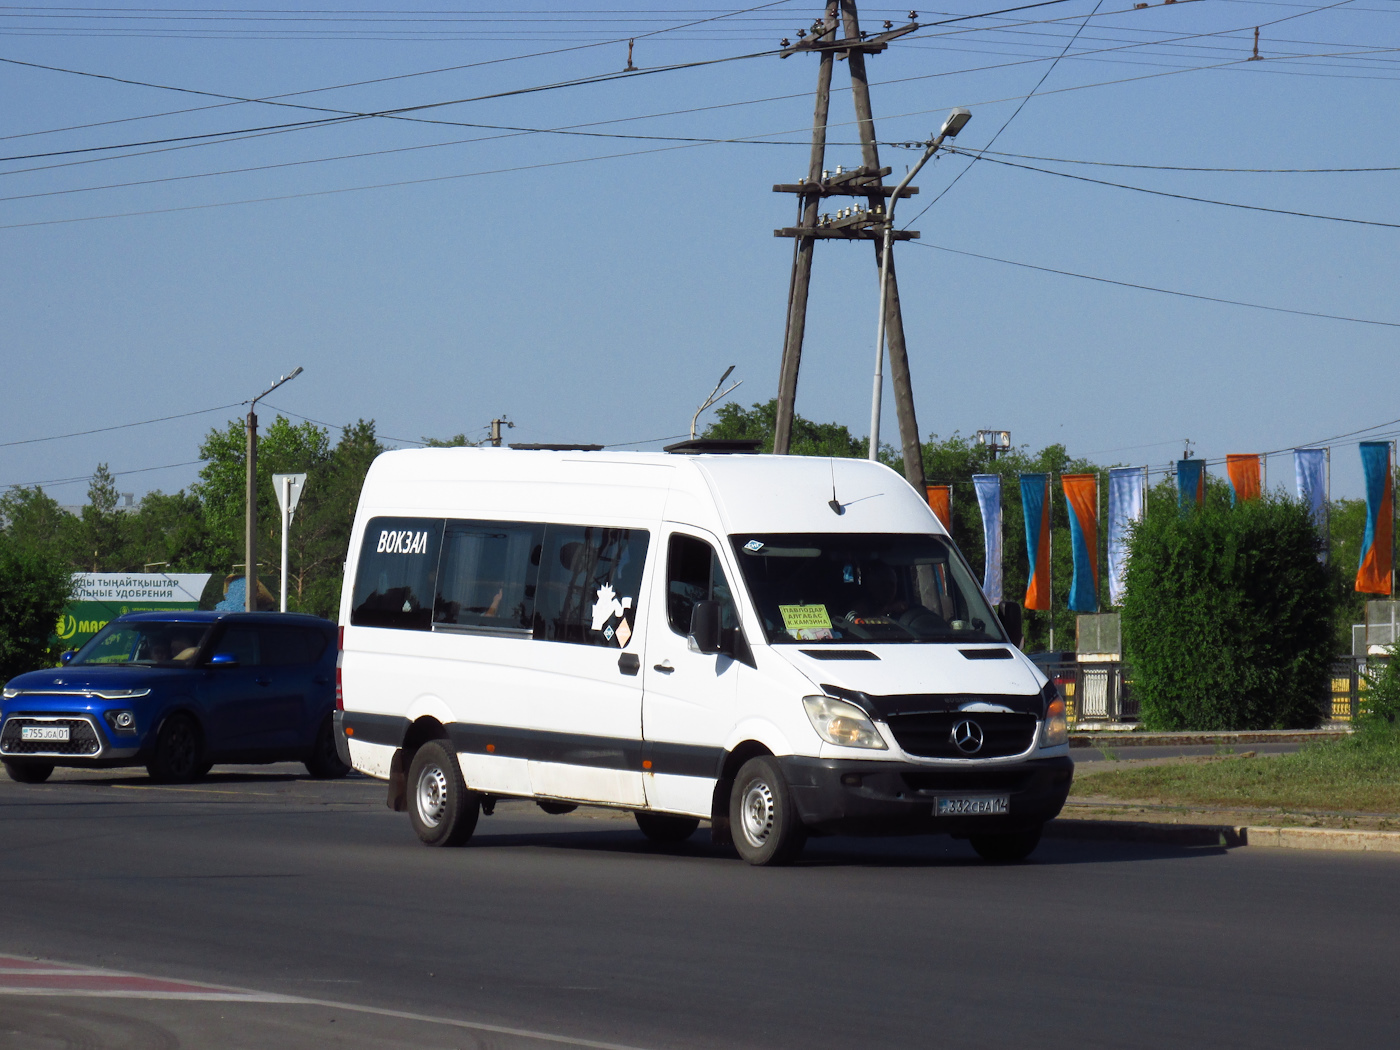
772,1,929,493
489,418,515,447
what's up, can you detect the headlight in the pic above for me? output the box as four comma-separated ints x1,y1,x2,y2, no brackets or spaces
1040,698,1068,747
803,695,887,750
2,688,17,699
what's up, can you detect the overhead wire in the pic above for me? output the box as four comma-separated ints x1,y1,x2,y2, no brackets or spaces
909,240,1400,328
0,402,248,449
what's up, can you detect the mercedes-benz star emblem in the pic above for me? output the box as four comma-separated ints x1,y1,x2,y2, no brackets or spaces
951,719,984,754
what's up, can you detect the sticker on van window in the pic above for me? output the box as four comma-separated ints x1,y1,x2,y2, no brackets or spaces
779,604,832,632
744,540,764,552
377,529,430,555
590,583,633,632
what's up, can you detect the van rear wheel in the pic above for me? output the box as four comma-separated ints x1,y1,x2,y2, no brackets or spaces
969,825,1043,863
634,811,700,843
407,741,479,847
729,756,807,866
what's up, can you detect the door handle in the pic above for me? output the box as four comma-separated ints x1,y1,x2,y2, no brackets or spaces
653,661,675,674
254,677,271,687
618,653,641,676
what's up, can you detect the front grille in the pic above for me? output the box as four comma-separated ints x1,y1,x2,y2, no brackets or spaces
885,711,1037,759
1,717,102,756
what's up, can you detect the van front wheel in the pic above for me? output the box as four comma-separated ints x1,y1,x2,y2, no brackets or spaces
407,741,479,847
969,825,1043,863
729,756,807,866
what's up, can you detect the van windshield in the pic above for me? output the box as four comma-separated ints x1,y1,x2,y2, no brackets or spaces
730,533,1004,645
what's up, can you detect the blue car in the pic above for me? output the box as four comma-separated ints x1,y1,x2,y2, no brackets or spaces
0,611,347,784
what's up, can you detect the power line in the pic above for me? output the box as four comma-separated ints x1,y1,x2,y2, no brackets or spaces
911,240,1400,328
5,460,204,491
944,146,1400,229
946,147,1400,173
0,402,248,449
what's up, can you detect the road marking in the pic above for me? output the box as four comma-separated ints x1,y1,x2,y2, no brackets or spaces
0,956,657,1049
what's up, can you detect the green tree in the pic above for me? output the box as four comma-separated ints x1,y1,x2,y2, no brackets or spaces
79,464,127,571
193,416,384,618
0,535,73,682
122,490,211,572
704,399,867,459
1121,494,1334,730
0,486,82,566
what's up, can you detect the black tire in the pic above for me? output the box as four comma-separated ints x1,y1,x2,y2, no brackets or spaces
634,811,700,843
729,756,807,866
407,741,479,847
304,715,351,779
145,714,206,784
3,759,54,784
969,825,1043,863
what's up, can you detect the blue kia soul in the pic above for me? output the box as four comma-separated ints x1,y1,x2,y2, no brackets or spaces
0,611,347,784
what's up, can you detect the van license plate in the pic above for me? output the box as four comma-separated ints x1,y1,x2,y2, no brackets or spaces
937,795,1008,816
21,726,69,742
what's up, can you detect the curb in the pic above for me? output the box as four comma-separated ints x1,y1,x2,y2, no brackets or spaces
1046,819,1400,853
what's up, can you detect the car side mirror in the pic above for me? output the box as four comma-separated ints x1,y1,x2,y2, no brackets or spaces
59,650,76,666
998,602,1023,648
209,652,239,667
688,601,724,655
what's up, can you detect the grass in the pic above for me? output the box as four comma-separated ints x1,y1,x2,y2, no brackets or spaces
1071,724,1400,814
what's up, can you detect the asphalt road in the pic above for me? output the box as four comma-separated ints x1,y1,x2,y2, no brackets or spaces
2,765,1397,1049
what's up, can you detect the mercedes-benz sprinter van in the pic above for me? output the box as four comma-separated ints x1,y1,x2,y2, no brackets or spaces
336,445,1071,865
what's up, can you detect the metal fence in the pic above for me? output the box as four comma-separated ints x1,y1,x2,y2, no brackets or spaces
1044,656,1376,726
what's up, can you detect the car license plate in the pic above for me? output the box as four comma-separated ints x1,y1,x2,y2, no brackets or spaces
937,795,1009,816
21,726,69,742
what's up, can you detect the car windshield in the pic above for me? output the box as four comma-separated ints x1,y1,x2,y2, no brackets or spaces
71,621,211,667
731,533,1005,645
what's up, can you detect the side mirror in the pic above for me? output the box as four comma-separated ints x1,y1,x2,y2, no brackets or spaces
209,652,240,667
687,601,723,655
59,650,76,666
998,602,1024,648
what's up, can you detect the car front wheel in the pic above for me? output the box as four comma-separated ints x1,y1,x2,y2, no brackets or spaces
145,714,206,784
407,741,479,847
3,759,54,784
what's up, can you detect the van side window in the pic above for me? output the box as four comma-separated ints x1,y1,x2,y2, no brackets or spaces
350,517,444,630
533,526,649,648
435,521,544,633
666,534,738,637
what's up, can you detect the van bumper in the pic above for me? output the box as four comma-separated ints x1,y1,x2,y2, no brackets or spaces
778,754,1073,837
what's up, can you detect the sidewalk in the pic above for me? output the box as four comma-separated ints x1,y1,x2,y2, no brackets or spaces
1070,727,1351,748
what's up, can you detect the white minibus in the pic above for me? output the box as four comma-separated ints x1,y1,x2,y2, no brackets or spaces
335,444,1072,865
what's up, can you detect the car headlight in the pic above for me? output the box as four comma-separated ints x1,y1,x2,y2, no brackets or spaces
803,695,887,750
2,688,17,699
1040,698,1068,747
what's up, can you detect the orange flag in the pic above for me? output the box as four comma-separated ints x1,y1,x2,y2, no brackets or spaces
925,485,952,531
1226,454,1262,503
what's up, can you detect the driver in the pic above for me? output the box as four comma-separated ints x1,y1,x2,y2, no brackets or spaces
843,562,948,635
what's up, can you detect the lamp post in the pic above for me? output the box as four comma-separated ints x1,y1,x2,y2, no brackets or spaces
245,366,303,611
868,107,971,462
977,429,1011,462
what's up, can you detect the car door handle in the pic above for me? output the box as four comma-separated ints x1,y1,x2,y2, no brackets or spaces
653,661,675,674
254,677,271,687
618,653,640,676
312,676,330,685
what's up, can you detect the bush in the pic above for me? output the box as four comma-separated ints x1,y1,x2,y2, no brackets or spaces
0,537,73,684
1359,646,1400,727
1121,495,1334,730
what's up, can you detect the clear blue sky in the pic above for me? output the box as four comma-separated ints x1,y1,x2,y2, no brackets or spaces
2,0,1396,503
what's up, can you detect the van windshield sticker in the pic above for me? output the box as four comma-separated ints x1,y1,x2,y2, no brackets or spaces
744,540,764,552
590,583,633,633
779,604,832,632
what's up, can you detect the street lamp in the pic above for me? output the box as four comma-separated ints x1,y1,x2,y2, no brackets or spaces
867,107,971,462
245,366,303,611
977,429,1011,461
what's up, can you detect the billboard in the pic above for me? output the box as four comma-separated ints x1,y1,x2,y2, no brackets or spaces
55,573,212,650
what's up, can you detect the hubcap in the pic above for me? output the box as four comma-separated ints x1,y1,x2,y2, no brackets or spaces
740,779,775,847
416,765,449,828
